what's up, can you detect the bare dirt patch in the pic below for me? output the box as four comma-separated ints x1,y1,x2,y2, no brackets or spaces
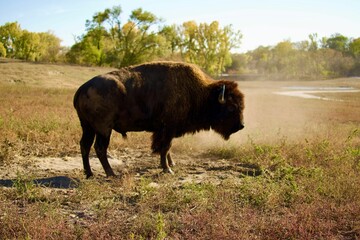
0,145,262,189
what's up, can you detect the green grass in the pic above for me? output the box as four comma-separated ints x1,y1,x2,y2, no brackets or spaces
0,60,360,239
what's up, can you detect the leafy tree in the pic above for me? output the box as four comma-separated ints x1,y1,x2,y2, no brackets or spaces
0,42,6,57
65,5,242,74
67,8,112,66
65,41,85,65
178,21,242,76
84,9,110,65
117,8,163,67
348,38,360,75
308,33,319,51
272,41,294,63
0,22,22,57
216,23,242,75
158,24,182,59
325,33,349,53
67,6,164,67
180,21,199,64
0,22,63,62
246,35,359,80
14,30,62,62
66,33,112,66
349,38,360,58
38,31,62,62
320,48,354,77
15,30,41,61
226,53,249,73
248,46,272,75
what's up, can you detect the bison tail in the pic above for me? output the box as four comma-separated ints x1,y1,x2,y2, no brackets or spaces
121,132,128,139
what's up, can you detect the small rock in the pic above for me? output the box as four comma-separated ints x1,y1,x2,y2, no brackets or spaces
148,182,160,189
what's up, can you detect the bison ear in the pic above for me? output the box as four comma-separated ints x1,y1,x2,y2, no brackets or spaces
218,84,226,104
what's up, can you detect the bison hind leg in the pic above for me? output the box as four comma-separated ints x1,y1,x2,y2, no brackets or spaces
80,121,96,178
94,132,115,177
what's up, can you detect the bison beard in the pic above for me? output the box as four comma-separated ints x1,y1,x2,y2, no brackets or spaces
73,62,245,178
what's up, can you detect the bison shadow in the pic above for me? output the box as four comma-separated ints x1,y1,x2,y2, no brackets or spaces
0,176,79,189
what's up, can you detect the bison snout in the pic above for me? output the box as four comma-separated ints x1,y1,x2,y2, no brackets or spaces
239,123,244,130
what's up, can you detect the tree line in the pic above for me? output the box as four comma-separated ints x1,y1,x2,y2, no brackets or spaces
231,33,360,80
1,5,359,79
0,22,64,62
65,6,242,76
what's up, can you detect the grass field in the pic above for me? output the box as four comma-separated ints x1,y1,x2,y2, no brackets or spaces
0,58,359,239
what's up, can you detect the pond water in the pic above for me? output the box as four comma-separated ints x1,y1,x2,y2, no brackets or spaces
274,86,360,101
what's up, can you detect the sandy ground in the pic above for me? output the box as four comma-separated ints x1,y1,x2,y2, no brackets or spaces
1,78,359,188
0,146,262,188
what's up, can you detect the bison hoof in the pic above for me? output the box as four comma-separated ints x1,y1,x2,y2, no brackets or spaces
106,173,116,178
85,173,94,179
163,168,174,175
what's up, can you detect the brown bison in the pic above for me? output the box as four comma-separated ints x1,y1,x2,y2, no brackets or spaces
73,62,244,178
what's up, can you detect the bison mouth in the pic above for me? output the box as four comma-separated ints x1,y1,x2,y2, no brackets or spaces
223,134,231,140
218,130,232,141
212,120,244,141
217,122,244,140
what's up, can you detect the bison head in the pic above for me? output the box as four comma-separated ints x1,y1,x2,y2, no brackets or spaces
210,81,245,140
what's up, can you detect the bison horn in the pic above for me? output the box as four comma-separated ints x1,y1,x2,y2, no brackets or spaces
218,84,226,104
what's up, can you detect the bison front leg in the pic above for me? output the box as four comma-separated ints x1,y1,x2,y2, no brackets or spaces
94,132,115,177
167,152,175,167
152,131,174,174
160,150,174,174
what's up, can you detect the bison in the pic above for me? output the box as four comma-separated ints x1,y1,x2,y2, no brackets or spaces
73,62,244,178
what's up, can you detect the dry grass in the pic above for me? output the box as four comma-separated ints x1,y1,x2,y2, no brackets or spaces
0,57,115,88
0,60,360,239
0,85,79,162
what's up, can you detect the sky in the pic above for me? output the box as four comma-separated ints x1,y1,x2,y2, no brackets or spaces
0,0,359,52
